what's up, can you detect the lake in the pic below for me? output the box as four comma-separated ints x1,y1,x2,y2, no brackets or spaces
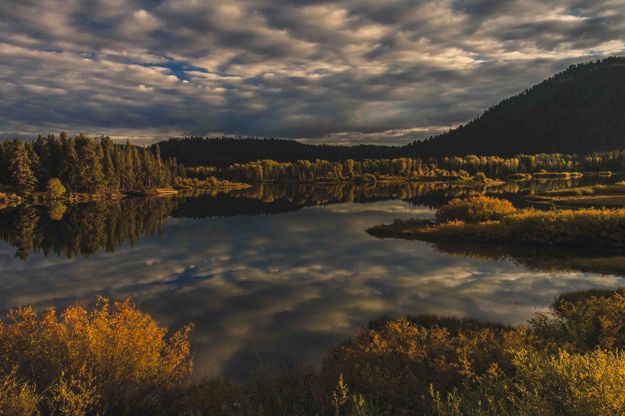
1,179,624,380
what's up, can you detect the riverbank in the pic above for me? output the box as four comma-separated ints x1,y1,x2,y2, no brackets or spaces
0,178,251,210
232,173,506,187
528,181,625,207
173,177,251,191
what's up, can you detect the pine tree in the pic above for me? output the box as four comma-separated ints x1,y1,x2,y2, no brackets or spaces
59,135,79,192
154,145,163,187
101,137,119,191
9,141,38,194
32,135,50,183
91,143,105,194
73,135,105,194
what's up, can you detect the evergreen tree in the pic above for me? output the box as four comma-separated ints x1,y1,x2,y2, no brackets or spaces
100,137,119,191
9,141,37,194
59,134,79,192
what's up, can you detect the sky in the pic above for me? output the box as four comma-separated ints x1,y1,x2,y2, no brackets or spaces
1,0,624,145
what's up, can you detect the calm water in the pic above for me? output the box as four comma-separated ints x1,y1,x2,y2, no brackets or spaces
1,180,624,379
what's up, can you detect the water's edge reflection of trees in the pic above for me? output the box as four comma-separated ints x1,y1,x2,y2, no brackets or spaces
0,179,613,263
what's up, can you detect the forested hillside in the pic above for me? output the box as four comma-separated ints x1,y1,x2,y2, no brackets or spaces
154,137,396,167
405,57,625,156
156,58,625,164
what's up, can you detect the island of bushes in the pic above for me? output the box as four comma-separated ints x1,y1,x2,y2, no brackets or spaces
369,195,625,248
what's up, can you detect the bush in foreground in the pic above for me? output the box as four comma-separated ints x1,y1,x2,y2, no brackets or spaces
323,289,625,415
0,297,192,415
6,290,625,415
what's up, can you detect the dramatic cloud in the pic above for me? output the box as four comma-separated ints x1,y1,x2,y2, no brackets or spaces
1,0,624,144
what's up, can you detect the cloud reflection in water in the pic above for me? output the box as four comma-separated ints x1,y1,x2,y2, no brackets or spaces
0,199,623,379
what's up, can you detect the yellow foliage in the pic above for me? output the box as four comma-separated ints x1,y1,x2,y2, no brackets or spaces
331,374,369,416
511,348,625,415
0,297,192,415
418,206,625,248
532,290,625,352
323,317,522,413
435,195,517,223
0,372,40,416
6,291,625,415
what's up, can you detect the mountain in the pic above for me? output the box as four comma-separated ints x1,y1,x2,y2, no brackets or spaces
405,57,625,156
156,57,625,166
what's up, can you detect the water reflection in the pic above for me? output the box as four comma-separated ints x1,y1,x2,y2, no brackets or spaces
0,178,610,260
0,198,176,259
402,241,625,277
0,180,624,380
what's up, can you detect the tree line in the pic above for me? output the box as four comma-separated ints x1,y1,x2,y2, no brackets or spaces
0,133,180,195
5,134,625,194
219,151,625,182
153,136,397,168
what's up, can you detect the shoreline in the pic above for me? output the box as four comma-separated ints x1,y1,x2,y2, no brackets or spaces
0,182,253,210
367,207,625,249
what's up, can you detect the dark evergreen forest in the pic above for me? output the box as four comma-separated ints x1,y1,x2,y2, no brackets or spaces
0,133,179,195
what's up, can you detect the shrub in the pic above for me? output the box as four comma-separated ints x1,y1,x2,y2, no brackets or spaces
0,373,40,416
323,318,520,414
0,297,193,415
7,292,625,415
531,289,625,352
511,348,625,415
45,178,66,200
435,196,517,224
432,348,625,416
321,290,625,415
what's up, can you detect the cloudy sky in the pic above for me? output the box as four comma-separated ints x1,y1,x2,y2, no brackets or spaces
1,0,624,144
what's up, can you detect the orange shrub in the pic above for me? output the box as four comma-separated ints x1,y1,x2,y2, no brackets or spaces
0,297,192,415
435,195,516,223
